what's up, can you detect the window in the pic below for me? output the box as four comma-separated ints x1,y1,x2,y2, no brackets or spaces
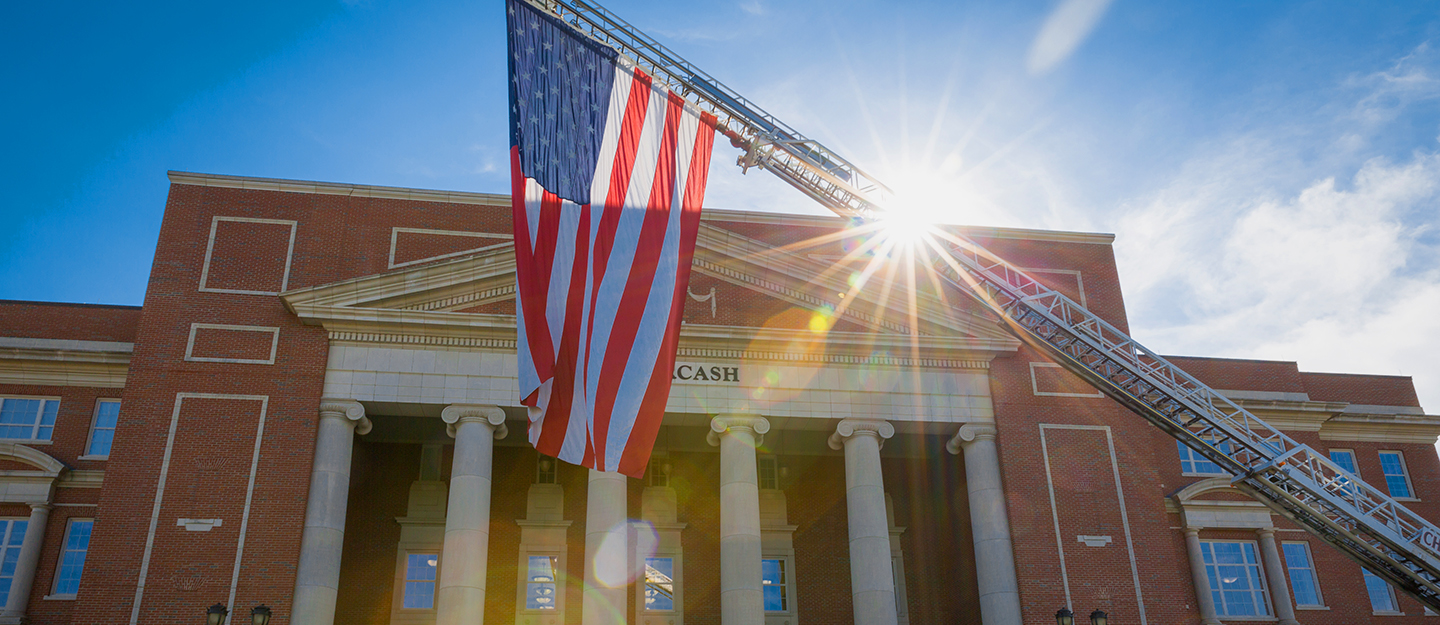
0,520,28,608
1329,449,1358,475
85,400,120,457
758,456,779,490
52,519,91,596
643,557,675,612
0,397,58,442
1178,438,1232,476
1363,568,1400,613
1199,541,1271,617
525,555,559,610
761,558,788,612
648,457,670,488
400,553,437,609
1281,542,1323,607
1379,451,1415,499
536,456,557,485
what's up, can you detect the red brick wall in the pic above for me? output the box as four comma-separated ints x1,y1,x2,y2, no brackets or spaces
0,301,140,343
1303,371,1422,407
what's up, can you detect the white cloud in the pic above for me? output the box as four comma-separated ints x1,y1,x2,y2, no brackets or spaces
1117,149,1440,409
1027,0,1115,75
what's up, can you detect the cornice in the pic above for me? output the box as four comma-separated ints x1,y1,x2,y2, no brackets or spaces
1320,412,1440,444
169,171,511,207
0,339,130,388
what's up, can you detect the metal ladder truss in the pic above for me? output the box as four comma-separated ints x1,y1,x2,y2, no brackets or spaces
523,0,1440,610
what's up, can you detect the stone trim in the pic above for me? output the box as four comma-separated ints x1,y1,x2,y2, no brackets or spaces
184,323,281,365
388,227,513,270
198,216,297,296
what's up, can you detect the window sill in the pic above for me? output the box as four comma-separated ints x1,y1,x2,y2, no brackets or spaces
1373,610,1406,616
1394,497,1422,502
0,439,52,446
42,594,75,601
1181,472,1231,478
76,455,108,462
1295,605,1329,610
1214,617,1275,622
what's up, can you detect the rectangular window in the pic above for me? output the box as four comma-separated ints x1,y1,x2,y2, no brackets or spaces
0,520,29,608
648,458,670,488
401,553,438,609
0,397,58,442
761,558,788,612
1363,568,1400,612
86,400,120,457
1200,541,1271,617
1178,438,1232,476
1379,451,1415,499
536,457,557,485
53,519,91,596
1329,449,1358,475
643,557,675,612
758,456,779,490
1281,542,1323,607
525,555,559,610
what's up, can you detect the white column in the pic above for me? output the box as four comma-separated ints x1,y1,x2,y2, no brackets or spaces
1,503,50,619
708,415,770,625
1257,528,1300,625
436,405,508,625
828,419,898,625
946,423,1022,625
582,469,628,625
1183,527,1223,625
292,399,371,625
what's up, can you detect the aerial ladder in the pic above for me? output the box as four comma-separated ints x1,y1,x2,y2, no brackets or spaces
520,0,1440,611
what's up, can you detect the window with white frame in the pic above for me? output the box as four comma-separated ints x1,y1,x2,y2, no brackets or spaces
0,397,58,442
1362,568,1401,613
1199,540,1271,617
0,520,28,607
85,400,120,458
52,519,92,597
643,556,676,612
1328,449,1358,475
758,456,779,490
524,554,560,610
1281,542,1323,608
761,558,790,612
536,456,557,485
401,553,438,609
1178,438,1232,476
1379,451,1415,499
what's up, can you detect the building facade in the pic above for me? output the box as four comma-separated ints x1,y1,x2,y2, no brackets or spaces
0,171,1437,625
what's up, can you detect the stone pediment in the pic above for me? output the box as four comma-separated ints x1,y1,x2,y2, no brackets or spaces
281,221,1019,362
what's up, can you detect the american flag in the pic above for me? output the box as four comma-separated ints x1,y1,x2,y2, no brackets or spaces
507,0,717,477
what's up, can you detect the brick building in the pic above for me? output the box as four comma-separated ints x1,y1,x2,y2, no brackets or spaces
0,170,1436,625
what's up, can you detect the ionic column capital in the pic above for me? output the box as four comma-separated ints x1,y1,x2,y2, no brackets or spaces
1257,527,1278,539
827,418,894,450
318,398,371,435
26,504,51,514
945,422,998,455
707,414,770,447
1184,526,1202,537
441,404,508,440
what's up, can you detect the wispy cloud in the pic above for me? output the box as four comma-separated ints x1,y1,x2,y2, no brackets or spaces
739,0,766,17
1349,43,1440,125
1027,0,1115,75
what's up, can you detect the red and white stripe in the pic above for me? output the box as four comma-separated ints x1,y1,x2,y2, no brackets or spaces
512,66,716,477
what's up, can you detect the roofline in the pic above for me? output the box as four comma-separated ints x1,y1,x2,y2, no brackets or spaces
1163,354,1298,366
0,299,142,310
167,171,1118,246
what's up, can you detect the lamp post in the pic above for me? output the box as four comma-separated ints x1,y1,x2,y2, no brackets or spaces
1056,607,1110,625
1055,607,1074,625
203,603,272,625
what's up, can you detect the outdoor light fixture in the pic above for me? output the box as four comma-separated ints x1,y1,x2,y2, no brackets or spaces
251,605,273,625
1055,607,1074,625
1090,610,1109,625
206,604,228,625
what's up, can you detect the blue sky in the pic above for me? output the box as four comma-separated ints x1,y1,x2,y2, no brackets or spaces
4,0,1440,408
